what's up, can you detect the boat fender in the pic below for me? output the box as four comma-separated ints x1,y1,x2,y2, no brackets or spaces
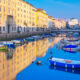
72,65,74,69
65,64,67,68
54,62,56,66
66,60,71,63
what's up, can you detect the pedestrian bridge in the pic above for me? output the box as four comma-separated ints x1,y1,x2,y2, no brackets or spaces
52,29,80,32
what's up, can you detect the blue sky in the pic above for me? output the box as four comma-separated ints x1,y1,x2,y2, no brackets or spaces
25,0,80,20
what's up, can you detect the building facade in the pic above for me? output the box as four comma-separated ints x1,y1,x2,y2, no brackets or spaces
36,8,48,30
0,0,52,34
0,0,37,33
67,18,79,29
53,19,66,29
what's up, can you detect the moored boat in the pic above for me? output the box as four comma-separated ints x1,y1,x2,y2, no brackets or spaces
32,35,43,40
0,45,8,50
0,41,15,49
49,58,80,69
12,39,24,46
63,45,80,53
24,37,35,42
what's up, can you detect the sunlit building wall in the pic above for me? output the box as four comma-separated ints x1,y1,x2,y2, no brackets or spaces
53,19,66,29
36,8,48,30
0,0,37,33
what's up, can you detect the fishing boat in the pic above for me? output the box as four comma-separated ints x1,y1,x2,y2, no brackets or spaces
63,45,80,53
0,41,15,49
32,35,43,40
43,33,52,37
61,38,80,45
49,58,80,69
12,39,24,46
24,37,35,42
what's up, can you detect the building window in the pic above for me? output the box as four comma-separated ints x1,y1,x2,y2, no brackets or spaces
0,0,1,3
0,27,1,31
3,27,5,31
8,8,10,13
0,15,1,23
8,0,10,5
0,6,1,12
3,7,5,12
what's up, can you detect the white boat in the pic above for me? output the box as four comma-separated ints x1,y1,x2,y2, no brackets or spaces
63,45,80,53
49,58,80,69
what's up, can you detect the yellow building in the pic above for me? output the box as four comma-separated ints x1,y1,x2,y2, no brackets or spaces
0,0,37,33
36,8,48,30
0,0,54,33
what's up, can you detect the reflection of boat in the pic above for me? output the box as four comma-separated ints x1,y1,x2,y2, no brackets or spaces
0,45,8,52
72,33,80,37
49,58,80,69
50,65,80,74
63,45,80,53
43,34,52,37
51,33,57,37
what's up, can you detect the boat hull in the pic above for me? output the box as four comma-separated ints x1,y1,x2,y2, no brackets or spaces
49,60,80,69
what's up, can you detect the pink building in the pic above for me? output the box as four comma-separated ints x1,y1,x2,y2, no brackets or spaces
53,19,66,29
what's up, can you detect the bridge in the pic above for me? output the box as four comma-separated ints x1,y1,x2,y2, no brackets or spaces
51,29,80,33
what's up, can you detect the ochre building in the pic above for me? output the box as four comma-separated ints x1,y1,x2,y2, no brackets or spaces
0,0,54,33
0,0,36,33
36,8,48,30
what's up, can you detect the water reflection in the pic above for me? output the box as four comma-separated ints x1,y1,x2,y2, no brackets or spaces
50,65,80,74
0,38,52,80
15,37,80,80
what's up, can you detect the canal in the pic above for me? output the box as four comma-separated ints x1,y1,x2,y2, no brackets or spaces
0,36,80,80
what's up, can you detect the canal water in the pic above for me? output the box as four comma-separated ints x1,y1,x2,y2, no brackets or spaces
0,36,80,80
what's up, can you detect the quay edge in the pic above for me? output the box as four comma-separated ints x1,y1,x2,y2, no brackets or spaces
0,31,51,41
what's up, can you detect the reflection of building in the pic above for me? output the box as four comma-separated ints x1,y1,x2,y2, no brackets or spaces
36,38,49,57
36,8,48,29
0,39,50,80
0,41,37,80
49,37,62,47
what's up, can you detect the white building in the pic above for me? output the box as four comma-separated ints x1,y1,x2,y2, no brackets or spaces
67,18,79,29
48,16,54,29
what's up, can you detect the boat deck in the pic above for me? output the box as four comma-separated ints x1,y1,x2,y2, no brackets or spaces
51,58,80,64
